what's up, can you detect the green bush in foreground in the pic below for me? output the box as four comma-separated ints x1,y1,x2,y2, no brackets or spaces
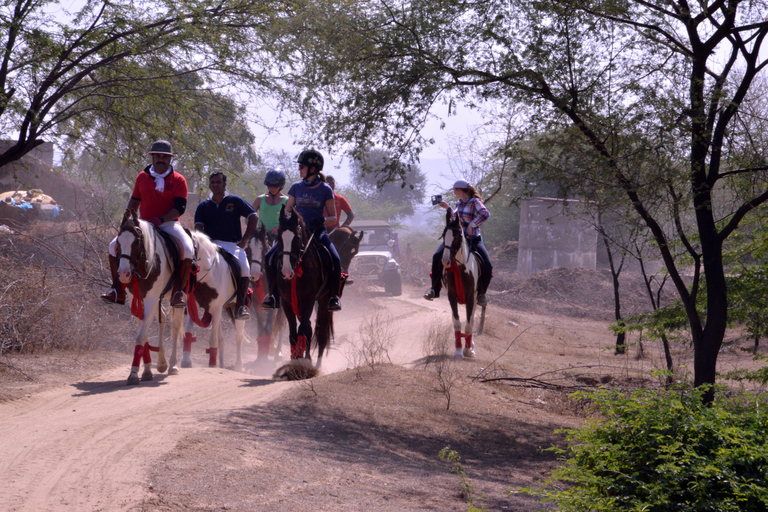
525,386,768,511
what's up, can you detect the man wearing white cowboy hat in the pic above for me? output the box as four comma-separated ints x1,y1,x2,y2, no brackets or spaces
101,140,194,308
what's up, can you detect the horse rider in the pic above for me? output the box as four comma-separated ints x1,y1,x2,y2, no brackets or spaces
101,140,194,308
324,175,355,232
194,171,259,320
424,179,494,307
261,149,343,312
252,168,289,244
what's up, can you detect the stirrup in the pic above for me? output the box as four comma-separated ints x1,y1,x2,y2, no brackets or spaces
236,305,251,320
328,296,341,311
171,291,186,308
423,288,438,301
100,287,125,305
261,295,277,310
477,294,488,307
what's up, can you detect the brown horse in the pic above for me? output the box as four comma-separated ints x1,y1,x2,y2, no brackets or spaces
273,205,333,368
441,209,482,358
329,226,363,274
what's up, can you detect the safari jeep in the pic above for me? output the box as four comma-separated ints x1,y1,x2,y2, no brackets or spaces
348,220,402,296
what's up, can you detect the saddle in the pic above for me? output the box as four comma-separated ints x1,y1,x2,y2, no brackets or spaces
155,228,181,298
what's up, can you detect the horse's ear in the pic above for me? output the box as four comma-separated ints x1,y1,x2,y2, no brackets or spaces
279,204,286,222
445,209,452,223
357,230,364,241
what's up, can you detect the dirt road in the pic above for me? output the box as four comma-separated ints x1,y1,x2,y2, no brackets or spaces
0,286,458,511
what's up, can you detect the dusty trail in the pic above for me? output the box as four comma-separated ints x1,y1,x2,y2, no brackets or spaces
0,287,451,511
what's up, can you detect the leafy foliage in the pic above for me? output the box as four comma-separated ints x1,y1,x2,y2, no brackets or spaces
347,148,426,222
527,386,768,511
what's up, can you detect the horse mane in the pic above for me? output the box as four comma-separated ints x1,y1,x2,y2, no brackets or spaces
280,206,309,244
193,230,219,264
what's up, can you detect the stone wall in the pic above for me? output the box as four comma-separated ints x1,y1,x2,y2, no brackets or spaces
516,197,598,276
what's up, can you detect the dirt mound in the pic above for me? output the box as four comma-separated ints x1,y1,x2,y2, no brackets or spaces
492,267,665,320
490,240,518,260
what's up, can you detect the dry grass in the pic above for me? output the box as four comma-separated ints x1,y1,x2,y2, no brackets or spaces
421,318,461,409
342,305,394,377
0,219,132,356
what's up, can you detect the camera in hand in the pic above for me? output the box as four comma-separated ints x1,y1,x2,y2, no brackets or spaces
431,194,442,206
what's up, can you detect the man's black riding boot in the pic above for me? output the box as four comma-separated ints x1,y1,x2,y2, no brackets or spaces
235,277,251,320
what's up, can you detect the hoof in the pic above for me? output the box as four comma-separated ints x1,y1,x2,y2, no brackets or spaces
454,349,463,359
168,366,179,376
181,360,192,368
463,347,476,358
156,362,168,373
141,370,153,381
127,374,140,385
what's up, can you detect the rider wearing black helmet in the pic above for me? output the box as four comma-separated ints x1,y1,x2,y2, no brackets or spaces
252,168,288,243
261,149,343,311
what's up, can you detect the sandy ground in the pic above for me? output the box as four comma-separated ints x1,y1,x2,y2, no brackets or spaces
1,280,763,511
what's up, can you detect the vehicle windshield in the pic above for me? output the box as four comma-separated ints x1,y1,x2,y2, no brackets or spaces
360,228,392,249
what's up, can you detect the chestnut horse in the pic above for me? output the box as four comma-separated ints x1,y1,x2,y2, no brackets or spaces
441,209,483,358
273,205,333,367
113,209,184,385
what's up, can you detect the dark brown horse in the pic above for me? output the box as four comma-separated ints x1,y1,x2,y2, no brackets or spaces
329,226,363,274
273,205,333,368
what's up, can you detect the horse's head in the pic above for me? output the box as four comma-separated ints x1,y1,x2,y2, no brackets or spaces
333,227,363,272
247,224,268,278
115,209,154,284
441,209,464,267
276,204,305,280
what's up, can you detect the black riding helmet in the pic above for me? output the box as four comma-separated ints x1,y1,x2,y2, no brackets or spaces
264,168,286,188
297,149,324,177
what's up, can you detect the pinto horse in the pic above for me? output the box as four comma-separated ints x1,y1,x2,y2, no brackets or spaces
246,225,287,365
114,209,184,385
170,231,247,372
441,209,483,358
329,226,363,275
273,205,333,367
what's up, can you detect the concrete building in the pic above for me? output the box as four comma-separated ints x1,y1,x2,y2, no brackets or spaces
517,197,598,276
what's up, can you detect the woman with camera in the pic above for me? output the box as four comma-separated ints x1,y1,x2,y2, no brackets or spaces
425,179,493,306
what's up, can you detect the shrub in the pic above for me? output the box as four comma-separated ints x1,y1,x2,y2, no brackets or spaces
527,385,768,511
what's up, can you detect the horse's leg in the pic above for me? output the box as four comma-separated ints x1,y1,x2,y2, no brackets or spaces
314,304,331,369
272,308,286,361
168,305,184,375
234,317,245,372
298,304,314,362
181,314,195,368
206,312,222,368
218,320,226,369
281,301,299,360
448,297,463,359
128,299,159,385
156,302,169,374
463,298,476,358
255,308,271,362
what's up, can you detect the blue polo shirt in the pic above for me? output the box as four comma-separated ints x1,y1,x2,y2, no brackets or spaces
288,180,334,230
194,195,256,243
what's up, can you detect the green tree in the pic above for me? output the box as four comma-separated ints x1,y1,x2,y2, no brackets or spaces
0,0,280,169
350,148,426,222
272,0,768,400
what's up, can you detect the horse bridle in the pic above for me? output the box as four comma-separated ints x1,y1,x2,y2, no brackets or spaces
442,222,464,262
118,225,149,279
